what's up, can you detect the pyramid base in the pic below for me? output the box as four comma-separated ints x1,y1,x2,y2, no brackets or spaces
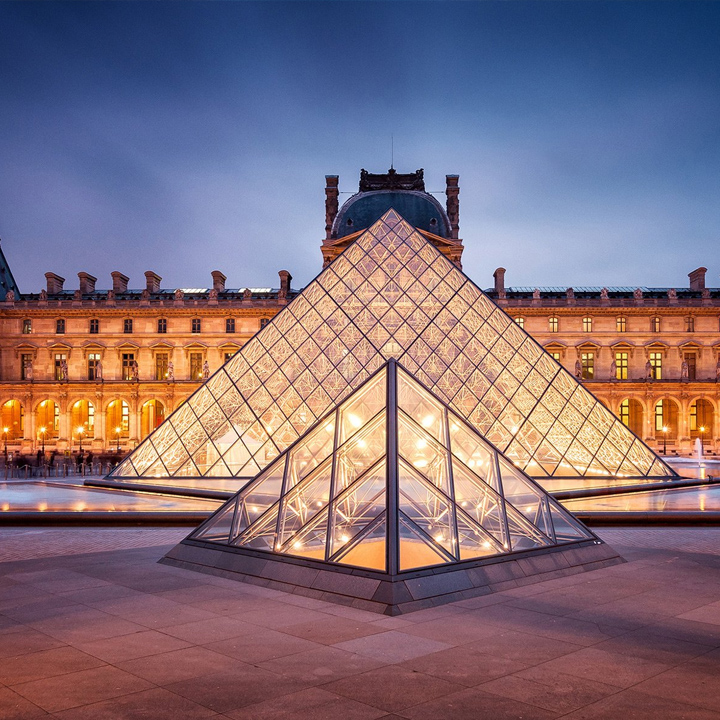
160,539,624,615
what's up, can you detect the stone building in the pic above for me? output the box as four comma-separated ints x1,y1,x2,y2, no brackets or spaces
0,167,717,456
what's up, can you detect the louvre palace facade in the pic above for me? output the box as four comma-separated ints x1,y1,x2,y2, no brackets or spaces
0,168,718,458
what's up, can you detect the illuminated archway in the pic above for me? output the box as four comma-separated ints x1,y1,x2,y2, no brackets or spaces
71,400,95,440
107,400,129,449
619,399,644,437
141,399,165,438
654,398,679,440
36,400,59,440
1,400,24,441
690,398,714,443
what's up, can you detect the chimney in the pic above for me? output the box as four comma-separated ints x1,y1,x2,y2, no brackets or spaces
493,267,506,297
688,267,707,292
45,272,65,294
279,270,292,297
144,271,162,293
211,270,226,292
111,271,129,293
445,175,460,239
325,175,339,240
77,272,97,294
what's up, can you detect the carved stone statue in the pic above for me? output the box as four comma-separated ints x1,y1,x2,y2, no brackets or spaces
610,359,617,380
574,359,582,378
131,360,139,382
634,288,643,300
5,290,14,302
202,360,210,380
646,360,653,379
278,285,287,300
243,288,252,300
24,359,33,381
532,288,540,300
174,288,184,301
716,357,720,382
167,361,174,382
668,288,677,300
600,288,609,300
208,288,218,301
39,289,47,302
703,288,711,299
107,289,115,301
140,288,150,301
60,359,69,383
95,359,103,381
566,287,575,301
681,359,689,381
73,289,82,301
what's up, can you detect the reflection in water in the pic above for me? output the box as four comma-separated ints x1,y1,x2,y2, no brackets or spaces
563,485,720,514
0,481,221,513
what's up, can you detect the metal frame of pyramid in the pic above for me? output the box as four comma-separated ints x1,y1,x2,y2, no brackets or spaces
102,209,676,498
162,359,623,615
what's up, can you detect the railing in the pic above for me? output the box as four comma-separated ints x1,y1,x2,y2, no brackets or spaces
0,460,118,480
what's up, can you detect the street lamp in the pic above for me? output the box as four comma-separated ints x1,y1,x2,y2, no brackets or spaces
700,425,706,447
115,426,121,454
76,426,84,453
2,427,7,460
39,426,46,455
662,425,668,455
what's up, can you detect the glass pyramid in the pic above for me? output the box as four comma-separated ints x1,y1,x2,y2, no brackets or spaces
188,360,596,573
109,209,675,493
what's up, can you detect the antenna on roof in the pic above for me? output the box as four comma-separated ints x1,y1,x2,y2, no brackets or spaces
391,134,394,170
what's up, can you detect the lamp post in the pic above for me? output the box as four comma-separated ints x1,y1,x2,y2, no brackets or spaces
662,425,668,455
700,425,706,447
77,426,84,453
115,426,121,454
2,426,7,461
39,426,46,455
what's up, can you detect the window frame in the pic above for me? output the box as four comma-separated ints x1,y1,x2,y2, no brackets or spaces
89,318,99,334
123,318,133,334
616,316,626,333
191,318,202,334
582,316,592,333
548,316,558,333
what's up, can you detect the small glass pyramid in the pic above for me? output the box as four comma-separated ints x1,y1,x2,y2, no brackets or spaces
189,360,596,574
109,209,675,492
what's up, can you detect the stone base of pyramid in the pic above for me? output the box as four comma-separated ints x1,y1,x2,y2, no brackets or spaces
160,539,623,615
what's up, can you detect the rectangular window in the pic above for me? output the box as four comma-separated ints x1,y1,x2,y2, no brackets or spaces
191,318,201,333
54,353,67,381
582,317,592,333
651,317,661,333
22,319,32,334
89,318,99,334
20,353,32,381
123,318,133,334
615,352,628,380
619,399,629,426
616,317,626,333
549,352,561,362
260,318,270,329
649,351,662,380
225,318,236,333
685,317,695,332
685,353,697,381
155,353,169,381
87,353,101,381
513,317,524,329
548,317,558,333
655,402,664,432
157,318,167,334
189,352,203,380
581,352,594,380
56,319,65,334
224,351,236,363
121,353,135,380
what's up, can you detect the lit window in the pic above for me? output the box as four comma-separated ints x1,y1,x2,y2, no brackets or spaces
649,352,662,380
651,316,661,333
548,317,558,333
56,319,65,334
224,351,236,363
226,318,236,333
157,318,167,334
685,317,695,332
514,317,524,329
22,319,32,334
616,317,626,333
121,353,135,380
123,318,133,334
191,318,202,333
89,318,99,334
260,318,270,329
619,399,629,426
189,352,203,380
87,353,101,381
581,352,594,380
54,353,67,381
615,352,628,380
654,400,665,432
549,352,561,362
582,317,592,333
155,353,169,380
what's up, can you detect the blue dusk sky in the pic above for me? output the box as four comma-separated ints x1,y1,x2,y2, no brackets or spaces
1,2,719,294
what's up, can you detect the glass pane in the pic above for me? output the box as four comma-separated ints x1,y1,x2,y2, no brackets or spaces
448,418,497,490
455,509,504,561
397,412,451,495
338,369,387,443
334,514,387,571
549,503,593,542
505,503,551,551
499,459,553,538
285,418,335,492
234,503,279,551
398,513,452,571
280,507,329,560
235,457,286,536
191,499,237,543
334,411,386,495
397,367,446,444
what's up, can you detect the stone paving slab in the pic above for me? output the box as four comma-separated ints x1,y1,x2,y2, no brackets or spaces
1,526,720,718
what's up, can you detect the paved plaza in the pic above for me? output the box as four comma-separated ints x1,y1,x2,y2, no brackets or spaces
2,526,720,719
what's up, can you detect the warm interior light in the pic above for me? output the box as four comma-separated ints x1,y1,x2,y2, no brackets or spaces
421,415,435,428
348,414,362,428
340,534,349,543
76,426,84,435
416,438,427,450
